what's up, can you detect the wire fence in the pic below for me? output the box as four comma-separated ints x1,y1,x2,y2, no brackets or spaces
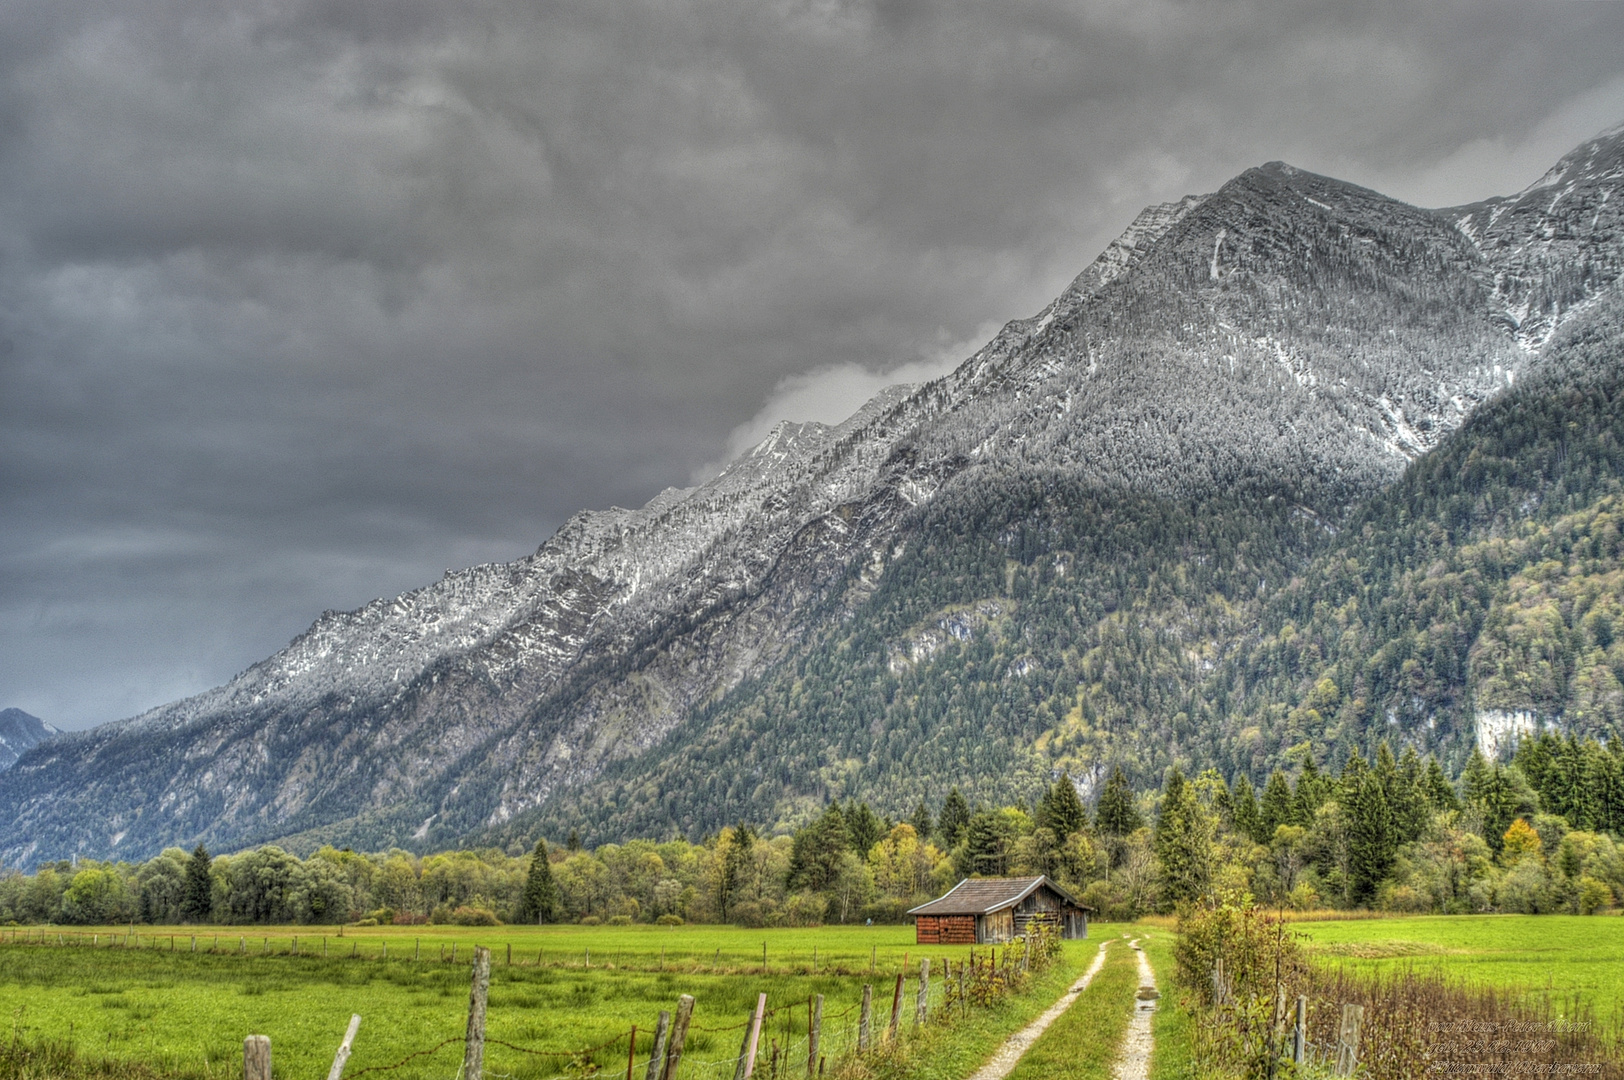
5,923,1071,1080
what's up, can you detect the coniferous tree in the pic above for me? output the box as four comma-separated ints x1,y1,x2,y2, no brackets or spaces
1294,755,1331,825
937,788,972,849
1231,774,1265,844
1259,770,1295,839
1423,757,1460,812
181,844,212,924
718,822,755,919
1038,773,1088,839
908,802,934,842
1392,746,1429,843
1153,767,1212,907
959,810,1011,876
845,802,884,856
1094,767,1142,837
1346,760,1394,907
787,805,851,892
518,838,558,924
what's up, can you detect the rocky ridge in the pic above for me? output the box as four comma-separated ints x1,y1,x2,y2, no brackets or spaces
3,126,1622,865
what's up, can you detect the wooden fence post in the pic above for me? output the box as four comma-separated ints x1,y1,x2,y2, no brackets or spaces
1293,996,1307,1065
807,994,822,1078
743,993,767,1077
661,993,695,1080
887,973,903,1041
243,1035,271,1080
730,1012,755,1080
326,1014,362,1080
643,1011,671,1080
858,985,872,1052
915,959,929,1026
1334,1003,1362,1077
463,946,492,1080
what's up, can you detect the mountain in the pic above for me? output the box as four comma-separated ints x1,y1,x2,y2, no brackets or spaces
3,125,1623,867
0,710,58,773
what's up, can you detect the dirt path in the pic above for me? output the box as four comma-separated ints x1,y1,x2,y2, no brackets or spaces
1112,938,1158,1080
963,940,1113,1080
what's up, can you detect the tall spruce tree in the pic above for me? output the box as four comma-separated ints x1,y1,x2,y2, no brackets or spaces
518,838,559,924
846,802,884,856
1423,758,1460,812
1153,767,1212,908
1259,770,1295,838
1294,755,1331,825
908,802,934,842
787,804,850,892
937,788,972,849
1094,767,1142,837
181,844,212,924
1038,773,1088,839
1346,759,1394,907
1231,774,1264,844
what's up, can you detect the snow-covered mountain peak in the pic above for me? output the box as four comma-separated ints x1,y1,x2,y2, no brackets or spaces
6,129,1618,866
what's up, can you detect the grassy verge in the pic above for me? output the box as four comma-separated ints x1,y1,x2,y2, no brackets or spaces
1138,929,1193,1080
1002,942,1135,1080
829,935,1106,1080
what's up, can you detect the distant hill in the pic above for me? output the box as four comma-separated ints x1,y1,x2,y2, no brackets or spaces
0,710,60,773
1,124,1622,868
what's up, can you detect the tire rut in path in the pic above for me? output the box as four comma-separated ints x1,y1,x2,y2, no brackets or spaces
1112,938,1158,1080
963,940,1113,1080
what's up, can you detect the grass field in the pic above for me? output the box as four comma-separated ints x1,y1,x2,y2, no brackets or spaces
0,923,1104,1080
1292,914,1624,1023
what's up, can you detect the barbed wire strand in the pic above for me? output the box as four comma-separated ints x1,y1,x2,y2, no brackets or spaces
346,1037,462,1078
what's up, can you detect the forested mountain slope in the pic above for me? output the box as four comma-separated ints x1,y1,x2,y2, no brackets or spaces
2,126,1621,867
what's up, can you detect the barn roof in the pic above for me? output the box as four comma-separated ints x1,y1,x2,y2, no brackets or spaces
905,875,1089,916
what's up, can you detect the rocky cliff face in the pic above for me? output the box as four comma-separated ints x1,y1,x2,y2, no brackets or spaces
3,126,1622,866
0,710,58,773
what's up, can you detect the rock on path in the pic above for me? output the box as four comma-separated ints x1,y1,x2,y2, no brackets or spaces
964,941,1113,1080
1112,938,1158,1080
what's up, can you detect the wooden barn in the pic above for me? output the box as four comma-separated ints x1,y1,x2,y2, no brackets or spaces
906,875,1091,945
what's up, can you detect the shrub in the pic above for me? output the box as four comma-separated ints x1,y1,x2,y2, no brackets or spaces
579,915,601,926
366,907,396,925
451,905,500,926
1578,874,1612,914
350,917,379,927
607,914,633,926
655,914,684,926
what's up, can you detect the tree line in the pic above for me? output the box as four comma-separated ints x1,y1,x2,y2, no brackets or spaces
5,728,1623,925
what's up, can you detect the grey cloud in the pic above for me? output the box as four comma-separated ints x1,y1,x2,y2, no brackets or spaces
2,0,1623,727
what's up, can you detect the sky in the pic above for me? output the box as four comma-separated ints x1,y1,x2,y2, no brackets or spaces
3,0,1623,731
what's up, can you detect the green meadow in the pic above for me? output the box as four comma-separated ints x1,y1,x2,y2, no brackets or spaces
0,923,1098,1080
1293,914,1624,1020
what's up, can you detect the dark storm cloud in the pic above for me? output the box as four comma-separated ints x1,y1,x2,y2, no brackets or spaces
3,0,1623,728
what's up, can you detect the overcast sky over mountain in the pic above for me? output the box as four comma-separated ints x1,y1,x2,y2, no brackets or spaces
3,0,1624,731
